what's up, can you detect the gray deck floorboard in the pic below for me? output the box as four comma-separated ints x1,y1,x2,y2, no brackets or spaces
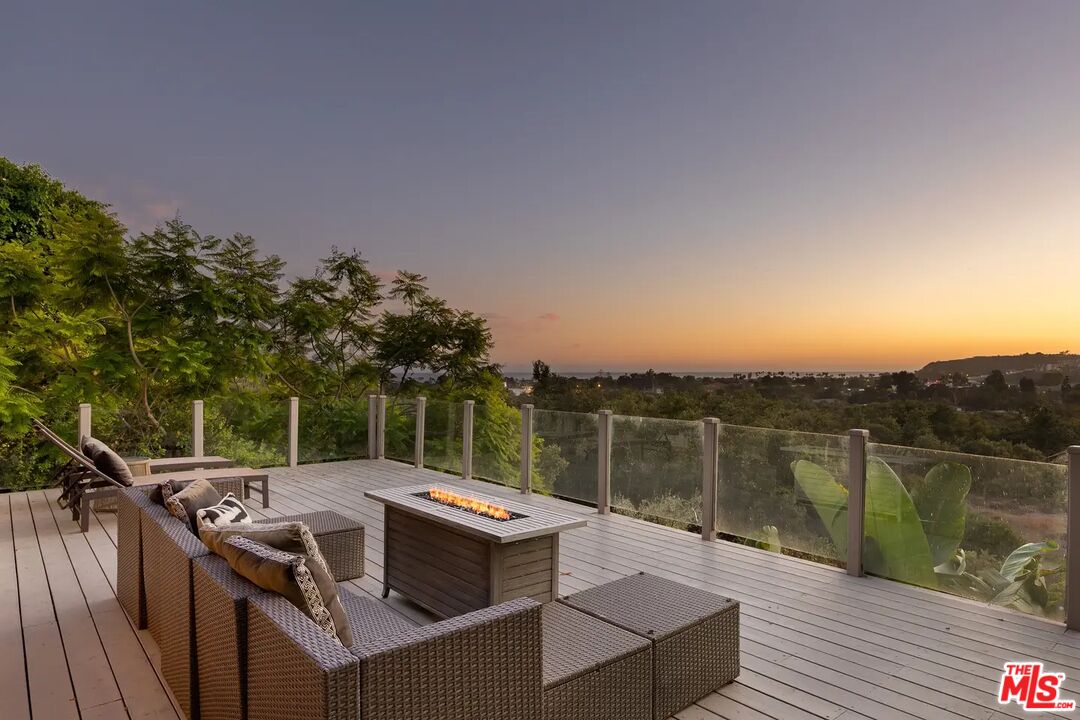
3,457,1078,719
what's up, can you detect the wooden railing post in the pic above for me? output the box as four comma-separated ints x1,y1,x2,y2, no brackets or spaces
597,410,613,513
368,395,378,458
288,397,299,468
520,404,534,494
847,429,870,576
77,403,92,443
702,418,720,541
1067,446,1080,629
462,400,475,479
414,396,426,468
192,400,205,457
376,395,387,459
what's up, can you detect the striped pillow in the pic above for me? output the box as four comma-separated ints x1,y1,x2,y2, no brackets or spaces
196,493,252,529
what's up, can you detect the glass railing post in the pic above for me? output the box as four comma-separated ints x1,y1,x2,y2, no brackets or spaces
702,418,720,541
1068,446,1080,629
367,395,378,458
376,395,387,459
414,396,426,468
288,397,299,468
597,410,613,513
520,404,534,494
192,400,204,456
77,402,92,443
847,429,869,576
462,400,475,479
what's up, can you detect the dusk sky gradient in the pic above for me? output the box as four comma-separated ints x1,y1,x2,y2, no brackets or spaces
4,1,1079,372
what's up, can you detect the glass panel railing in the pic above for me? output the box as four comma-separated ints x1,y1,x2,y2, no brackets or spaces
611,416,703,530
717,425,849,562
423,400,462,474
384,397,417,464
532,409,598,503
472,404,521,488
205,395,288,468
92,399,194,460
866,443,1066,620
297,397,369,464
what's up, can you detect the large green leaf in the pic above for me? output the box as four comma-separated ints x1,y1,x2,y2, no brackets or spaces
1000,541,1058,581
792,460,848,555
912,462,971,567
864,458,936,588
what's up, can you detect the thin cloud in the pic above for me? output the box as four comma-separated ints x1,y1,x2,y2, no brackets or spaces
538,313,561,322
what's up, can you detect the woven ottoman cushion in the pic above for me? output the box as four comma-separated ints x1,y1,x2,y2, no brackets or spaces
559,572,739,720
258,510,365,581
542,602,652,720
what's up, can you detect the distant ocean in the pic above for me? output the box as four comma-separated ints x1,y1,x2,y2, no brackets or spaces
412,369,885,380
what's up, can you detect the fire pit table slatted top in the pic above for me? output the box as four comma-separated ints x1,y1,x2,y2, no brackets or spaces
364,483,586,543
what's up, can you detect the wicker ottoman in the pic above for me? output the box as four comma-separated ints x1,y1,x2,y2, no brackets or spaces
542,602,652,720
559,573,739,720
258,510,365,581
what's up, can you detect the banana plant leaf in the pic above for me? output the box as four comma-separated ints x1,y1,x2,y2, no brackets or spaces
791,460,848,555
992,574,1050,614
1000,541,1058,581
863,458,936,588
911,462,971,567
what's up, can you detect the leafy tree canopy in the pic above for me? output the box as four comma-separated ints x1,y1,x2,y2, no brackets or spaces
0,157,501,488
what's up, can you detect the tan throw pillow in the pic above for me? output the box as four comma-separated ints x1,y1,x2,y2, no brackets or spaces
220,535,353,647
200,521,332,578
165,479,222,532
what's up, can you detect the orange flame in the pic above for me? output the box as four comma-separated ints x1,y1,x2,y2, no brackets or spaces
426,488,512,521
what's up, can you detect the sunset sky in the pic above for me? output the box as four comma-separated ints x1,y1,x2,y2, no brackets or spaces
4,2,1079,372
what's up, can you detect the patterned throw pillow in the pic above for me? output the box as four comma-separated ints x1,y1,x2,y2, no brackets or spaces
150,478,192,506
196,493,252,529
164,479,222,532
220,535,353,647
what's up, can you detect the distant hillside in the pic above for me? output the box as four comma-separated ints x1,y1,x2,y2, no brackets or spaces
917,352,1080,380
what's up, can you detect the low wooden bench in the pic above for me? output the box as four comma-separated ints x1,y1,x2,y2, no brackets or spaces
143,456,235,473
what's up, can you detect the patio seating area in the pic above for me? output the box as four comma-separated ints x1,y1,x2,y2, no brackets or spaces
4,458,1080,719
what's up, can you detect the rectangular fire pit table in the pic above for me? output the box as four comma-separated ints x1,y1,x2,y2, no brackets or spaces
365,483,587,618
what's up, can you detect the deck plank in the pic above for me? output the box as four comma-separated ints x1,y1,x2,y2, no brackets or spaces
27,490,125,714
0,494,31,720
11,491,80,720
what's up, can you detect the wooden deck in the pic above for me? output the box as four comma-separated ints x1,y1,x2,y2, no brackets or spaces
4,458,1080,720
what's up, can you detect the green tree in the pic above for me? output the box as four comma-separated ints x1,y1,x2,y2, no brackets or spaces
984,370,1009,394
373,272,493,391
274,247,382,398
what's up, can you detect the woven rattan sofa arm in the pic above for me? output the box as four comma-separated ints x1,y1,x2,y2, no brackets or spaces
246,593,359,720
143,505,209,559
354,598,544,720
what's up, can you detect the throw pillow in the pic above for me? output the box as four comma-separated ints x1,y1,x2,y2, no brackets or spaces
165,479,222,532
200,521,331,577
195,493,252,528
149,479,193,506
80,436,135,486
220,535,353,647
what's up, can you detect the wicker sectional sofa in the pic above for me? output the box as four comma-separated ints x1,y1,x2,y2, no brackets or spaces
117,485,739,720
116,484,366,719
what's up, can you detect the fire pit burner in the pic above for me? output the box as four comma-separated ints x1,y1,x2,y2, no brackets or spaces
413,489,527,522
